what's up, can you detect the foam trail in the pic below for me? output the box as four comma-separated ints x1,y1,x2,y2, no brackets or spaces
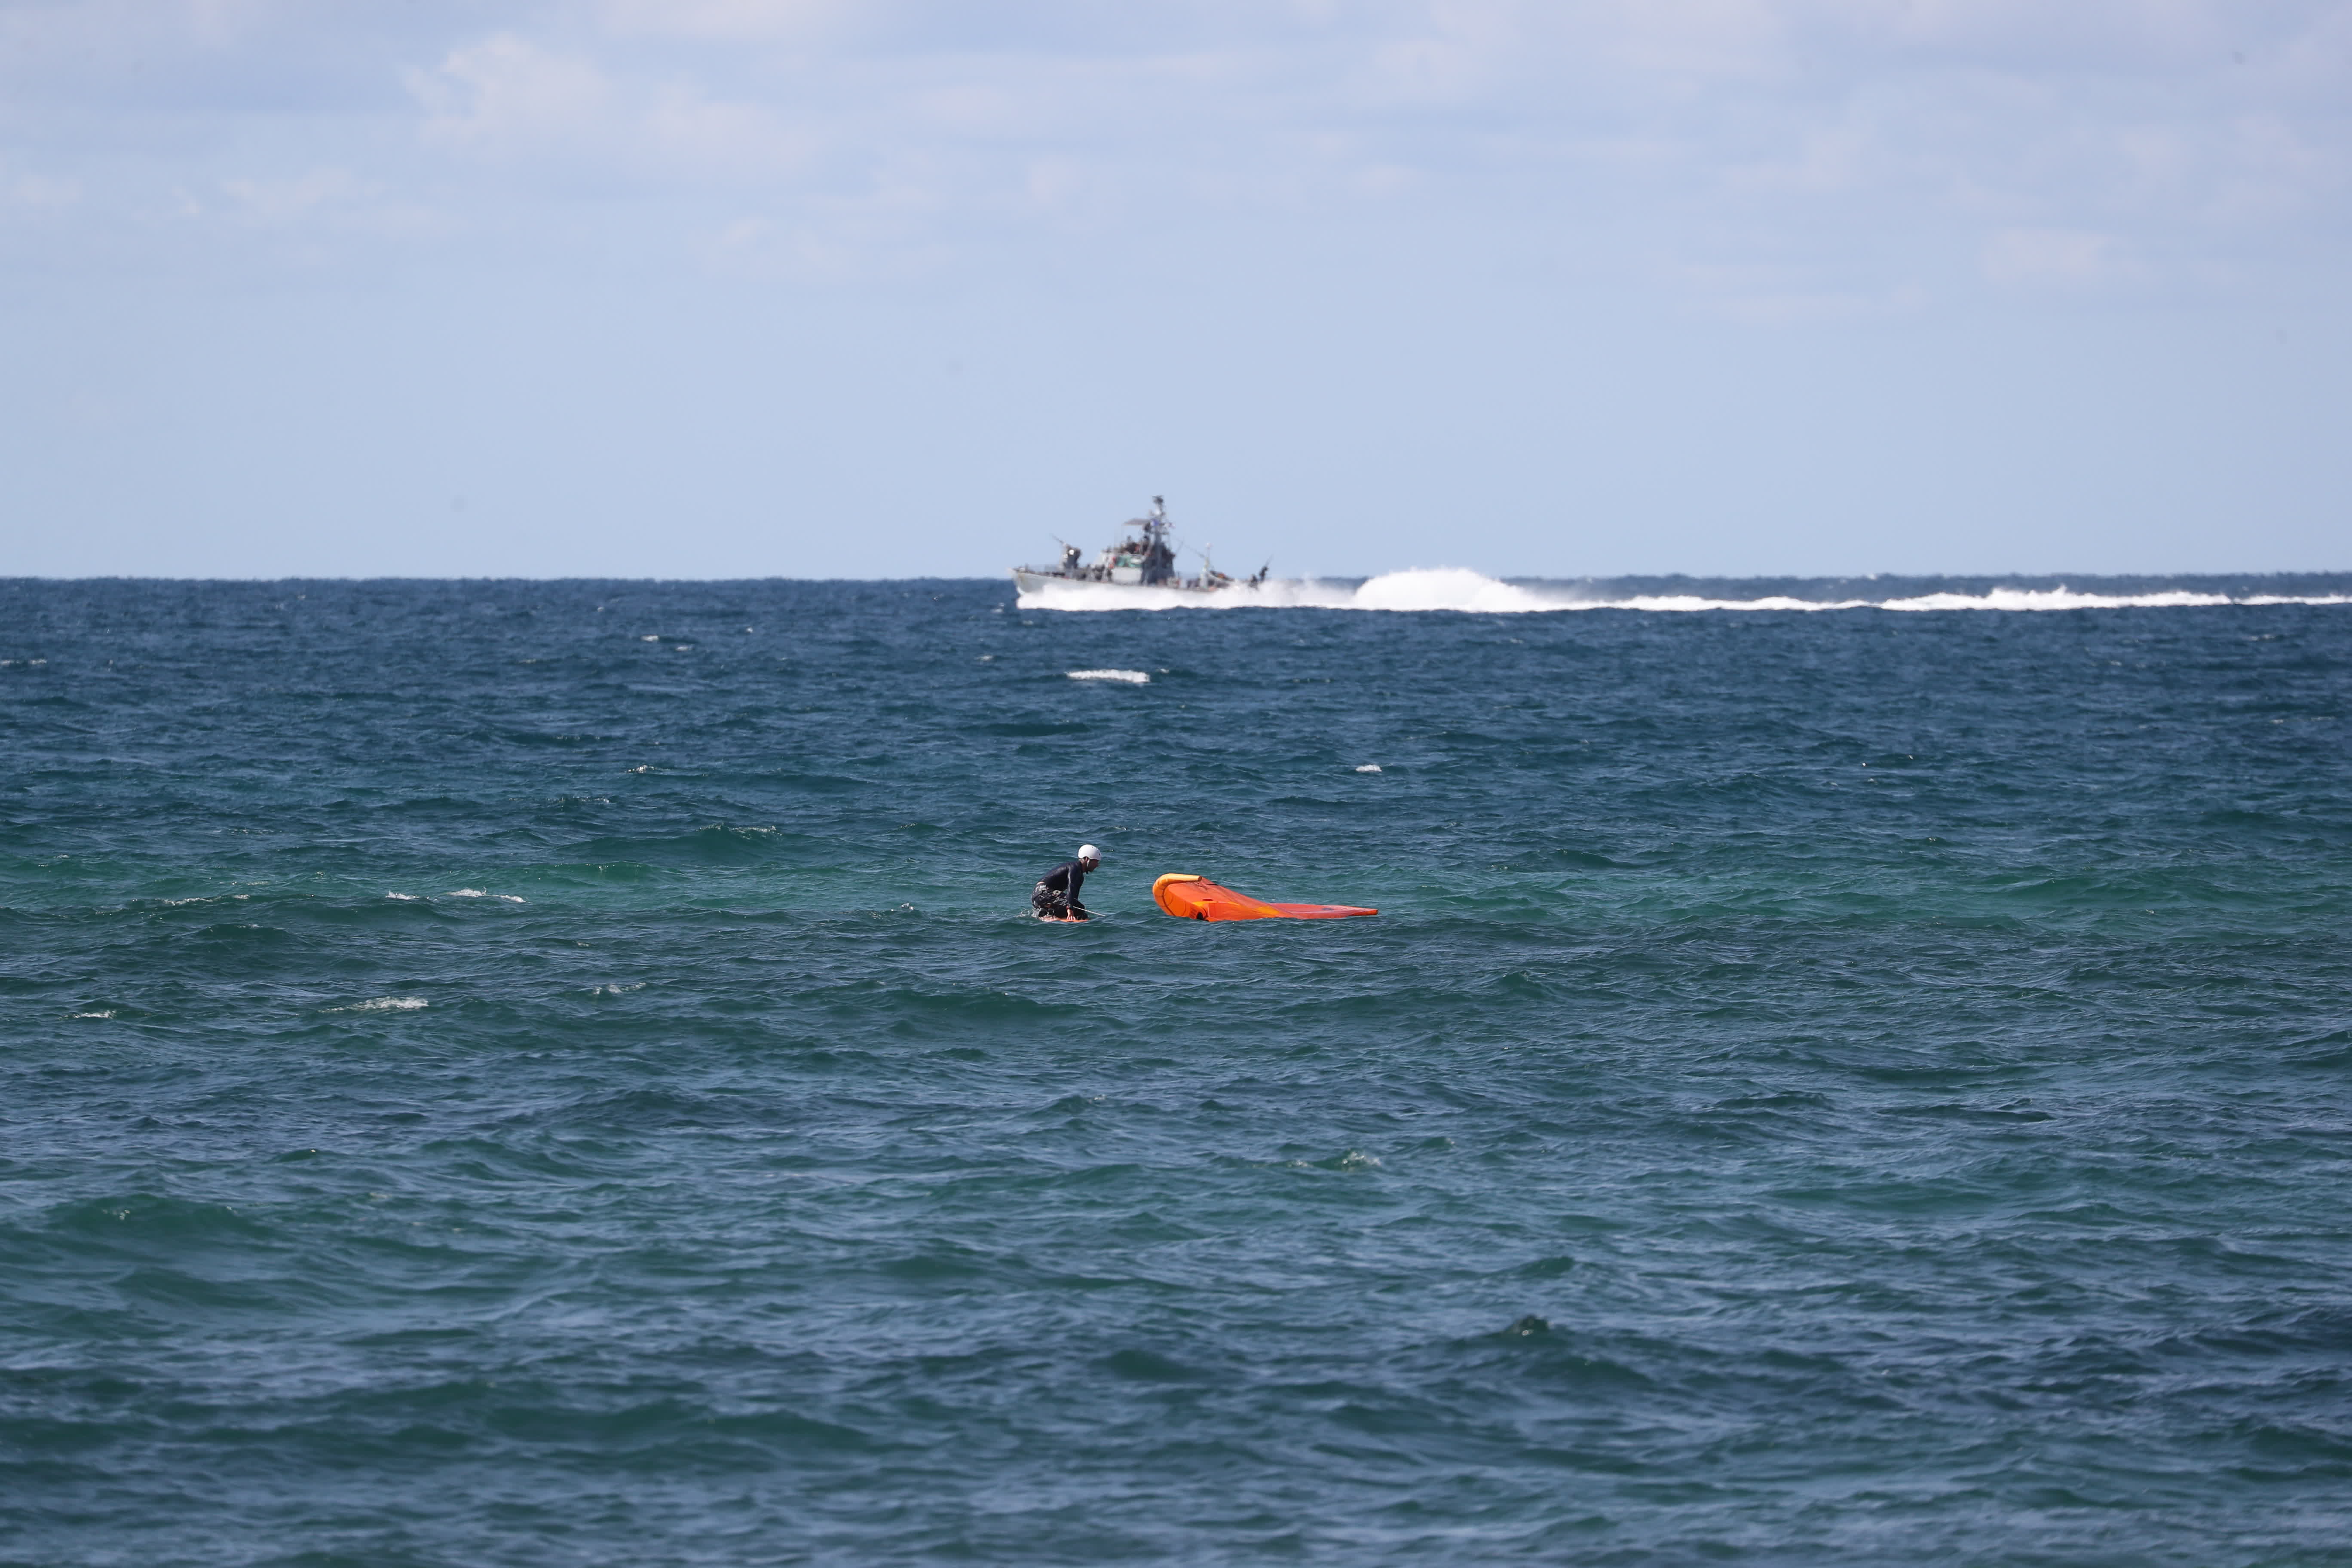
1020,569,1556,613
1018,571,2352,615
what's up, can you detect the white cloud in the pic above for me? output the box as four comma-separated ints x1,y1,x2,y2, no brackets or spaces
413,34,616,156
0,0,2344,300
2,168,81,211
1979,225,2130,286
599,0,855,43
411,31,815,181
220,168,362,223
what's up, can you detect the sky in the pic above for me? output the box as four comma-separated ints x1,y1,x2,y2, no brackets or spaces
1,0,2346,579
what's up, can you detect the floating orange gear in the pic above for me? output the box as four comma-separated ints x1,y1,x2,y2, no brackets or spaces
1152,873,1377,922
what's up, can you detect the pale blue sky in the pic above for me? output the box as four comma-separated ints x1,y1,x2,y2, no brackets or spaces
2,0,2346,578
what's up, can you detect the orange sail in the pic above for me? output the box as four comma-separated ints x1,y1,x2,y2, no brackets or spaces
1152,873,1378,922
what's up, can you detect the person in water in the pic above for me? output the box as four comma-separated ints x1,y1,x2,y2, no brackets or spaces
1032,844,1101,922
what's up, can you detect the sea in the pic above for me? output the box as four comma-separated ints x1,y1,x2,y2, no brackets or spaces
4,572,2350,1567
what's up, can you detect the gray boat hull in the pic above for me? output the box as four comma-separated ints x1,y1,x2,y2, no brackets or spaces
1011,569,1256,597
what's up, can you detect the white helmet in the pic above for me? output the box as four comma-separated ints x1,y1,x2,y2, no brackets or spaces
1078,843,1102,863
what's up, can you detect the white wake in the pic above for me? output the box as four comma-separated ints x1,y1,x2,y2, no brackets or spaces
1017,570,2352,615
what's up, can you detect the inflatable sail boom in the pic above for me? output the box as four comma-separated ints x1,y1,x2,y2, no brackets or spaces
1152,873,1377,922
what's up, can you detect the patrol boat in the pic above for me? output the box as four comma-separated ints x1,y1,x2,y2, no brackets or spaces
1011,497,1270,597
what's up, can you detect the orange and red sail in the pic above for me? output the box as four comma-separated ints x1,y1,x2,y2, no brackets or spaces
1152,873,1377,922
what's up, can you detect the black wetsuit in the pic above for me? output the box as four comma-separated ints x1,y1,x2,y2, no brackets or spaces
1032,859,1091,920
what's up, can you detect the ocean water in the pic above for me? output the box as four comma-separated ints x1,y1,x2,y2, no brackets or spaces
3,573,2350,1567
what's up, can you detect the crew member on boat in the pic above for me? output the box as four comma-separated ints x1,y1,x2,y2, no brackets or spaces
1032,845,1101,922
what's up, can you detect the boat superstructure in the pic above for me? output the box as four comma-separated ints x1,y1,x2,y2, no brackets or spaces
1011,497,1268,597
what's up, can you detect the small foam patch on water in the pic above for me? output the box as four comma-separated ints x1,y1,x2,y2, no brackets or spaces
1067,669,1151,684
448,889,526,902
1355,764,1383,773
333,997,428,1012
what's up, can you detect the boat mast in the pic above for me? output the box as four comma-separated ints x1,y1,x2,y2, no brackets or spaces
1142,496,1175,585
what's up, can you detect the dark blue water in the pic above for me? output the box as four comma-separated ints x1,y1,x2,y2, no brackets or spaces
4,576,2350,1566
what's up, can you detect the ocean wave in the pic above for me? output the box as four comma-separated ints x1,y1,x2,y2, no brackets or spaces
1066,669,1152,683
331,996,428,1012
1020,569,2352,615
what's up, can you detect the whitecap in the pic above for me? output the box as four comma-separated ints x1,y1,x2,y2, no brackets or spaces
384,892,424,901
1355,764,1383,773
67,1010,117,1020
1067,669,1151,684
334,997,427,1012
448,889,526,902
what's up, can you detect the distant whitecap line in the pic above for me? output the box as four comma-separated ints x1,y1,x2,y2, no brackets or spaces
334,997,428,1012
1019,569,2352,615
448,889,527,902
1612,588,2352,613
1067,668,1151,683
